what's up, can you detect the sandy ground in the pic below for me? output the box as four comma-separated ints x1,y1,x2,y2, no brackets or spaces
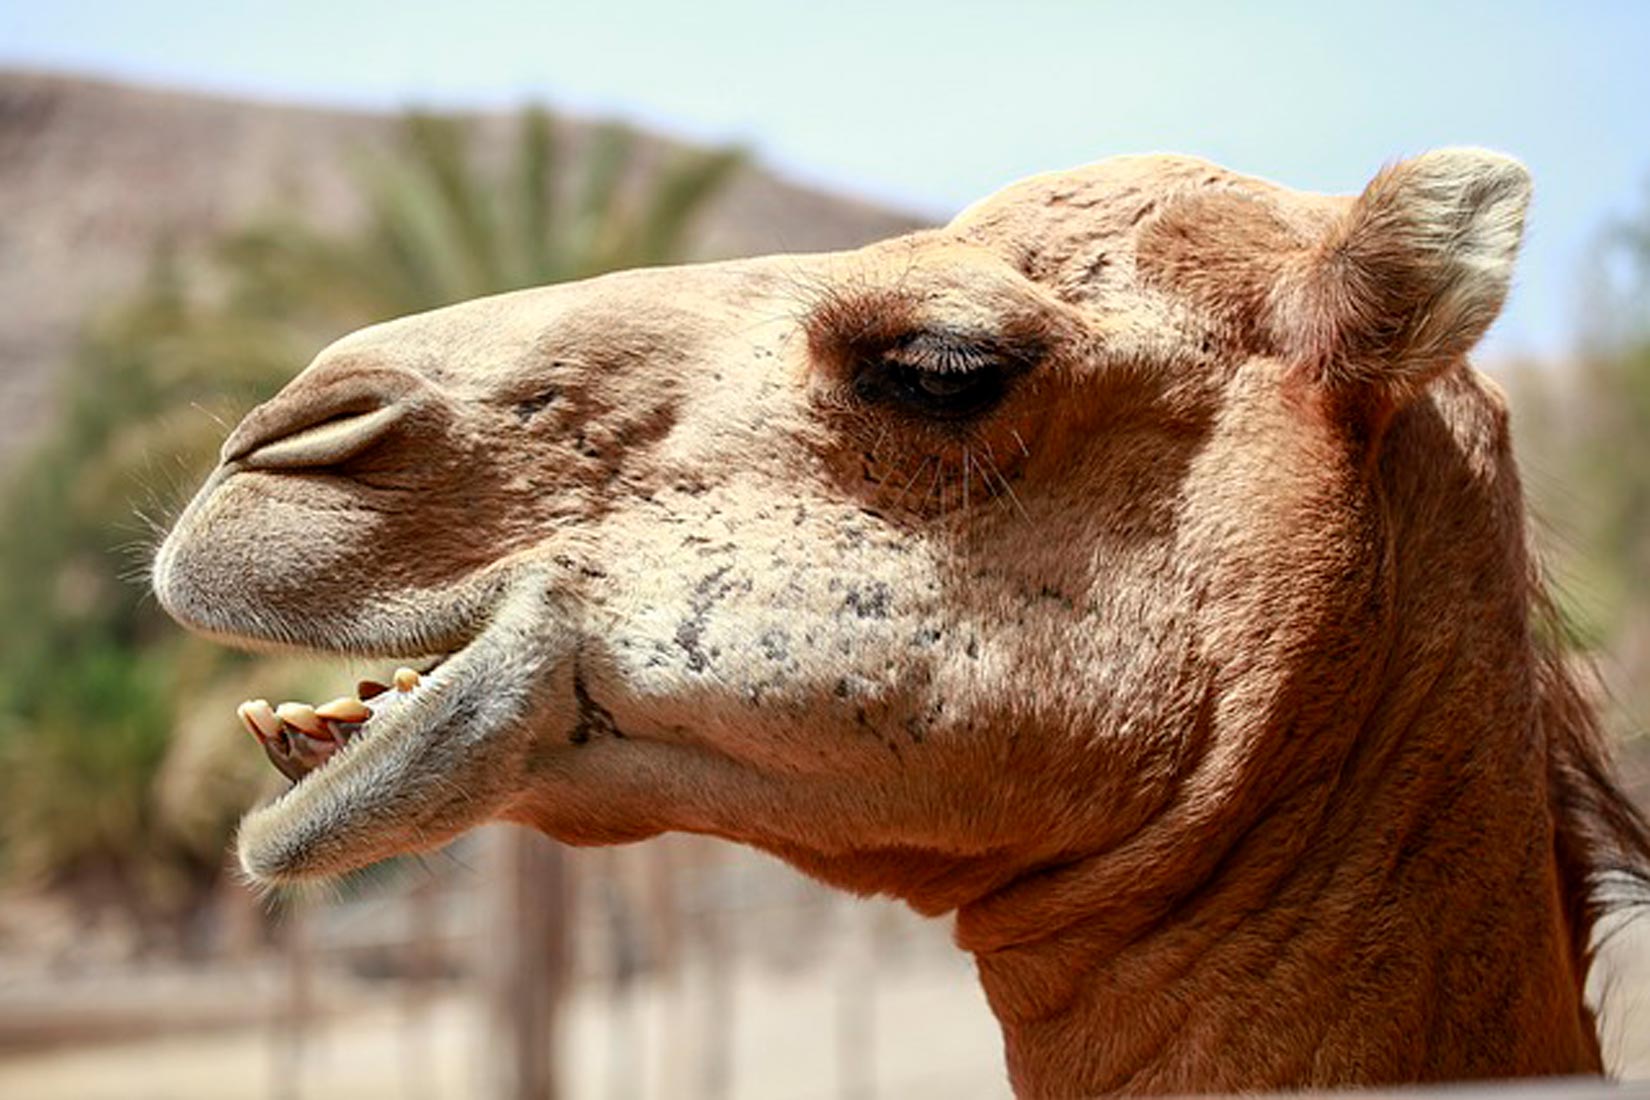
0,938,1008,1100
3,914,1648,1099
0,963,1009,1100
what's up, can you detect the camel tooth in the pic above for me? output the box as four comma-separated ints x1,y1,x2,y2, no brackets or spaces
316,697,372,723
275,702,327,737
357,679,390,701
393,667,420,692
236,701,264,741
242,699,282,739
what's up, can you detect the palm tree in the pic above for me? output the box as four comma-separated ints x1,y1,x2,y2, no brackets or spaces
220,109,743,326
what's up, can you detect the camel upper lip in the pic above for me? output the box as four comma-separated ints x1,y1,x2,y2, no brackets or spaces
153,471,513,664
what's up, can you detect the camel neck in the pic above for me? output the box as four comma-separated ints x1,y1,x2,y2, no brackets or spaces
955,666,1601,1096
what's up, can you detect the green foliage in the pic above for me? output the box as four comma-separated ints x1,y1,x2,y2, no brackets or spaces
0,107,742,935
0,264,283,898
219,110,744,325
1573,342,1650,626
1517,186,1650,741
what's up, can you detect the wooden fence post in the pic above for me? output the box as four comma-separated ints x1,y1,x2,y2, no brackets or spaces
482,825,572,1100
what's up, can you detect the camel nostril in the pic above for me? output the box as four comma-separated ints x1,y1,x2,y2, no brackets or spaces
218,364,424,471
229,403,408,471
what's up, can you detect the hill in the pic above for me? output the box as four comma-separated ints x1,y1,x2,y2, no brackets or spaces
0,70,924,469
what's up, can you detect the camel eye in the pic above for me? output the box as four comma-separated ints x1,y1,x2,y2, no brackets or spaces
914,370,982,399
855,359,1009,420
851,334,1027,421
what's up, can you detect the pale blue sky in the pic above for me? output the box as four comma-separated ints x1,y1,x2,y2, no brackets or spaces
5,1,1648,361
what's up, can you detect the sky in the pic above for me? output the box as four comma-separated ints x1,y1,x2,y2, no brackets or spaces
4,0,1649,362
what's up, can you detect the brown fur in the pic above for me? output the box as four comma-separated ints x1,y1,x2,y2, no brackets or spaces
154,150,1650,1095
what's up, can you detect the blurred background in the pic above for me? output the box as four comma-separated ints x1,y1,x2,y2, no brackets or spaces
0,3,1647,1097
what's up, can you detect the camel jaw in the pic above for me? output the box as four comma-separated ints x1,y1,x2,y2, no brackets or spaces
233,575,570,884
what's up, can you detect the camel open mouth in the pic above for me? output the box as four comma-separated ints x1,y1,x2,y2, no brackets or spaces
234,657,451,787
222,573,561,883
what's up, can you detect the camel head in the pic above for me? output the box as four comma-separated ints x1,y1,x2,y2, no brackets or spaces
154,150,1533,915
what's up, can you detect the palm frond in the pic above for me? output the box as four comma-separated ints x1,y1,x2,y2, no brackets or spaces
569,122,637,279
401,112,505,295
514,105,561,286
625,147,747,268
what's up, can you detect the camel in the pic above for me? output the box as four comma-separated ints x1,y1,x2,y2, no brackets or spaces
153,148,1650,1095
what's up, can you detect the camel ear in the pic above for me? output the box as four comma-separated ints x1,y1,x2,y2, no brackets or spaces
1280,148,1530,402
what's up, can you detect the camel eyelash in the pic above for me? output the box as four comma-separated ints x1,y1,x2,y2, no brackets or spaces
879,331,1040,373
